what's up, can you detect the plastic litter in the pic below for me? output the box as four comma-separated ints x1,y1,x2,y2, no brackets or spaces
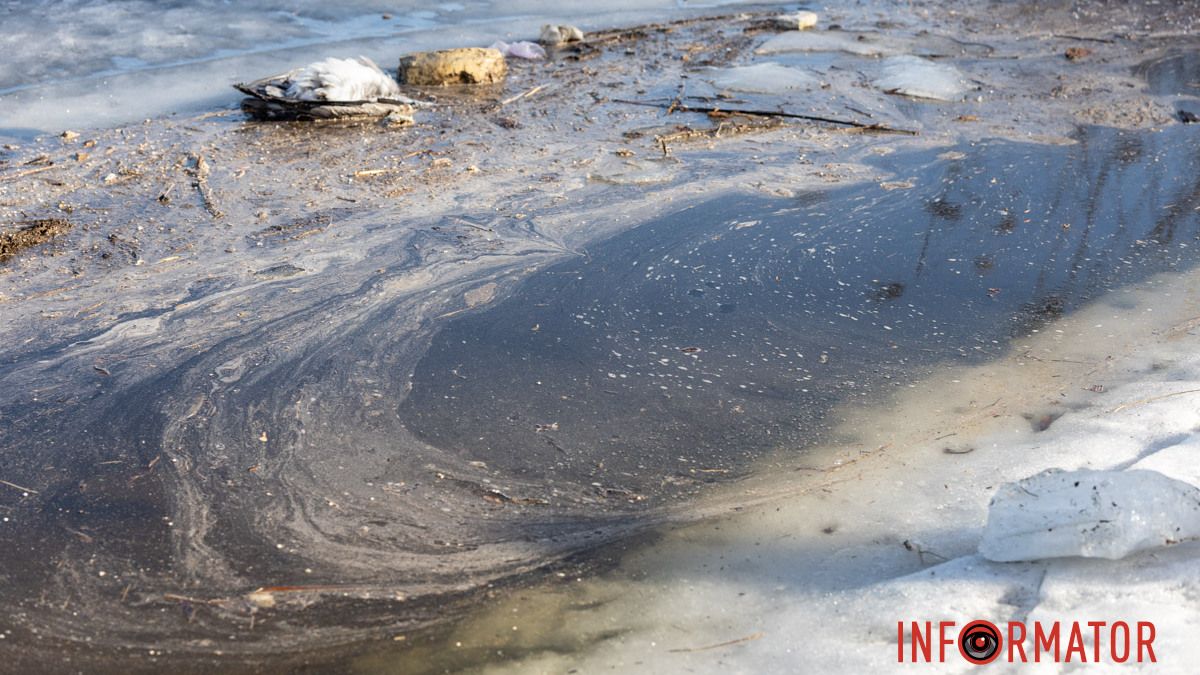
489,41,547,60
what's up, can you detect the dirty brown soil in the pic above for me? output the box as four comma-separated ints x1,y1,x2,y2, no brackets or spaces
0,218,72,262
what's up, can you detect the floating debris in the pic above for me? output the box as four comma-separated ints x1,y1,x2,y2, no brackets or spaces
1064,46,1093,61
490,40,547,60
246,590,277,609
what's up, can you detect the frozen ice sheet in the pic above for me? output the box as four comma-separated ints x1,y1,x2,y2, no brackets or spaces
874,55,968,101
979,468,1200,562
756,30,905,57
703,62,820,94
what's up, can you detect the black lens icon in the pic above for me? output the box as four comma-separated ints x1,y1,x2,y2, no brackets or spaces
958,620,1001,665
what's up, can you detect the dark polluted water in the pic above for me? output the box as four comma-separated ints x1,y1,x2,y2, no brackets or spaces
2,124,1200,673
401,124,1200,502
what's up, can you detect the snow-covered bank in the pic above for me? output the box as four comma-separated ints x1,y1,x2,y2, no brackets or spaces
432,266,1200,674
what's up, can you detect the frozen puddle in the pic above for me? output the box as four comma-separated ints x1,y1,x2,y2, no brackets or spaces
874,55,968,101
703,62,821,94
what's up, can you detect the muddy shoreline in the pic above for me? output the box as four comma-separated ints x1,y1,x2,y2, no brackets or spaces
2,3,1199,672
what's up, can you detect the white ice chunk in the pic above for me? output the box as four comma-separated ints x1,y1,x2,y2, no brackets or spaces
979,468,1200,562
772,11,818,30
283,56,401,102
874,55,968,101
704,62,820,94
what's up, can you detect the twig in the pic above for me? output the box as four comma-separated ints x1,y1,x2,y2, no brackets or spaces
63,526,94,543
1051,33,1117,44
904,540,949,564
162,593,222,605
501,84,548,106
1166,315,1200,336
0,478,38,494
0,164,55,182
1110,388,1200,414
189,153,224,219
613,99,918,135
353,167,401,178
544,436,568,455
657,119,783,144
669,631,764,653
450,216,494,233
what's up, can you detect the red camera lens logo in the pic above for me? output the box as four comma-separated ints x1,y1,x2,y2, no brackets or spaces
958,620,1002,665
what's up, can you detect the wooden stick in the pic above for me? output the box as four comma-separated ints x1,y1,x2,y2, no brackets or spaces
613,99,919,135
0,479,38,494
0,164,55,182
353,167,401,178
1109,388,1200,414
669,631,765,653
190,153,224,219
1051,33,1118,44
501,84,549,106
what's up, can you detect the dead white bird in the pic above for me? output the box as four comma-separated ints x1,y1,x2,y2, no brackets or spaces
283,56,402,102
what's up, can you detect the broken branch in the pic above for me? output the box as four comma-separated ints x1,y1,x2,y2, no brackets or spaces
613,99,919,135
